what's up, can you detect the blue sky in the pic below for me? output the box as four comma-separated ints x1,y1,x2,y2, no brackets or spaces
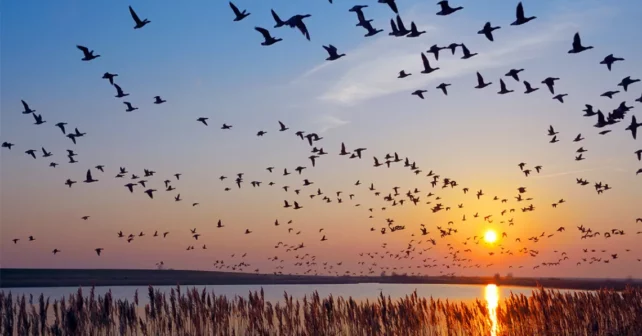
1,0,641,278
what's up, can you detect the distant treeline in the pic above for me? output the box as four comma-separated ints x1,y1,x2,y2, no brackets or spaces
1,268,640,290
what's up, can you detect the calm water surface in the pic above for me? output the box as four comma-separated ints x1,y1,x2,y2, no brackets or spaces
2,283,560,305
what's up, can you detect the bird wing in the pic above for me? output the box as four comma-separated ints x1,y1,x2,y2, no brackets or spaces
387,0,399,14
279,121,285,129
500,79,507,91
476,72,484,85
114,84,123,94
295,20,310,40
229,2,241,16
86,170,93,181
395,15,406,31
421,52,430,69
516,2,525,19
21,100,29,110
271,9,282,25
255,27,271,39
76,45,89,54
572,33,581,49
129,6,142,23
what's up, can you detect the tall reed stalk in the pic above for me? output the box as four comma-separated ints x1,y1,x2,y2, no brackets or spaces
1,286,640,335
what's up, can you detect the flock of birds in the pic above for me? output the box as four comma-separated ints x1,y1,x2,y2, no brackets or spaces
3,1,642,277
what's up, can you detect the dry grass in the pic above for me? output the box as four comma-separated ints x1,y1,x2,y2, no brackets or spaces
1,285,640,335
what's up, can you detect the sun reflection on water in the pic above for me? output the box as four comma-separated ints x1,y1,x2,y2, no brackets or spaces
485,284,499,336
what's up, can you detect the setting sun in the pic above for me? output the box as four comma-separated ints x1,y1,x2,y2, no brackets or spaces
484,230,498,244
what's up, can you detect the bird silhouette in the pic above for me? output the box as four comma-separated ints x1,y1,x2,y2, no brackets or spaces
421,53,439,74
129,6,150,29
21,100,35,114
255,27,282,46
114,84,128,98
618,76,640,92
412,90,428,99
83,170,98,183
568,33,593,54
76,45,100,61
625,115,641,139
436,1,463,16
511,2,536,26
475,72,492,89
436,83,451,95
124,102,138,112
600,54,624,71
285,14,312,41
229,2,250,21
323,45,345,61
478,22,500,41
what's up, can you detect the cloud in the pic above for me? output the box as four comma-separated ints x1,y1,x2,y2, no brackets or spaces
315,114,350,133
298,5,601,106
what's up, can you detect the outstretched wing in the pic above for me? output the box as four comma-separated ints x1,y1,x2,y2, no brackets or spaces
229,2,241,16
572,32,581,49
129,6,141,23
254,27,271,39
76,45,89,55
516,2,524,19
295,21,310,40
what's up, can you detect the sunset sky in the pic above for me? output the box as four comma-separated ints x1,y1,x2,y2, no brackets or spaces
1,0,641,278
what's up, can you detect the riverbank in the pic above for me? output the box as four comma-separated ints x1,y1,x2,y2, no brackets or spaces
1,268,640,290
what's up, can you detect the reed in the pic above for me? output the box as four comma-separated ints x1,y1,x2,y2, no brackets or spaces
1,285,640,335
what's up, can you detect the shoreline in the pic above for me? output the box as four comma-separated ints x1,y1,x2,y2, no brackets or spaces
1,268,640,291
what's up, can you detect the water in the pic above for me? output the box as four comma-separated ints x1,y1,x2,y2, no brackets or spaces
1,283,550,305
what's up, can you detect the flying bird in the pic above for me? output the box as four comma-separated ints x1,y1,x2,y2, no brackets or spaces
618,76,640,92
255,27,282,46
475,72,492,89
21,100,35,114
124,102,138,112
436,1,463,16
83,169,98,183
229,2,250,21
436,83,451,95
55,122,67,134
76,45,100,61
600,54,624,71
568,33,593,54
478,22,500,41
285,14,312,41
412,90,428,99
511,2,536,26
114,84,129,98
625,115,641,140
129,6,150,29
323,45,345,61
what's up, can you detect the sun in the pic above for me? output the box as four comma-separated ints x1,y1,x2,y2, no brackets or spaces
484,230,498,244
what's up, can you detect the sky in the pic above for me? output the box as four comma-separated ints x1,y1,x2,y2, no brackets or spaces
1,0,641,279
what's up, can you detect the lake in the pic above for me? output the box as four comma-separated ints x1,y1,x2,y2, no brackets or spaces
1,283,552,305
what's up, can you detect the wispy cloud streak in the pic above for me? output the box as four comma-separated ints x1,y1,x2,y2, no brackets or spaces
296,5,609,106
